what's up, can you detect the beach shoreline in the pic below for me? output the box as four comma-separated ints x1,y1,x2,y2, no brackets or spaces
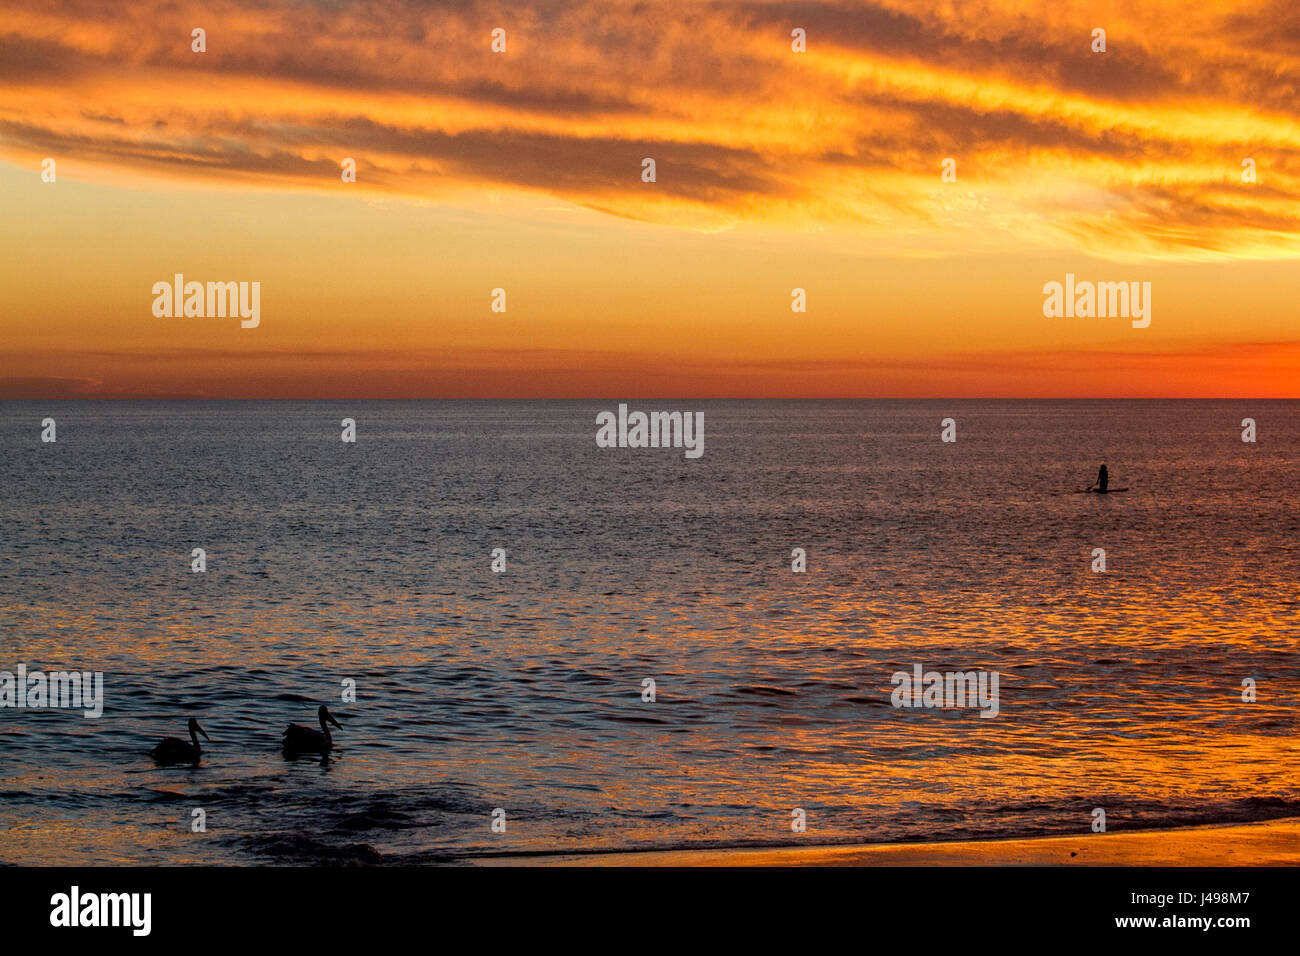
474,816,1300,867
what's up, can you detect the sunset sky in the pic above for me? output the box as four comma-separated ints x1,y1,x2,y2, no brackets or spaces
2,0,1298,397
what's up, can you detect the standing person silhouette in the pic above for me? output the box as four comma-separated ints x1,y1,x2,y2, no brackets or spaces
1090,463,1109,494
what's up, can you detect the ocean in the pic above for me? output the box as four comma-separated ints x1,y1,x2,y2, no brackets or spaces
1,400,1297,864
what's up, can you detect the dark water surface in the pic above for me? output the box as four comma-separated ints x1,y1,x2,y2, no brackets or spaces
1,400,1297,864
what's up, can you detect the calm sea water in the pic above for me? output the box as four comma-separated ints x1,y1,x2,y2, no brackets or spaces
1,400,1297,865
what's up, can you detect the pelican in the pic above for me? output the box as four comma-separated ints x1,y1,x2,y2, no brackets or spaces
150,718,211,765
282,705,342,755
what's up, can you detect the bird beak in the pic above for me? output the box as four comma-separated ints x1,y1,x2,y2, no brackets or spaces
197,724,212,742
328,713,342,729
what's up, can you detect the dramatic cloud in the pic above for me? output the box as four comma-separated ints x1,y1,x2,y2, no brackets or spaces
2,0,1298,257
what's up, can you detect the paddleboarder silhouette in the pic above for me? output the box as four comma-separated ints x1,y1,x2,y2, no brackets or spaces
1089,463,1109,494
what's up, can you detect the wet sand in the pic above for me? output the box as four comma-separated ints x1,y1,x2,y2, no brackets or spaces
478,817,1300,866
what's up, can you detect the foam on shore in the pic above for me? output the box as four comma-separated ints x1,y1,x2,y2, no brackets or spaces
476,817,1300,867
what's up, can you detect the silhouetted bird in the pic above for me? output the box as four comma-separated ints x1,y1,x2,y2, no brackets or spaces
282,705,342,755
150,718,211,765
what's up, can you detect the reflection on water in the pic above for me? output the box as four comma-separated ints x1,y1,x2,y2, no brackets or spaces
1,400,1297,864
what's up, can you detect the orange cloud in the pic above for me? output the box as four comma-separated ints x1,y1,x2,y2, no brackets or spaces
2,0,1299,258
